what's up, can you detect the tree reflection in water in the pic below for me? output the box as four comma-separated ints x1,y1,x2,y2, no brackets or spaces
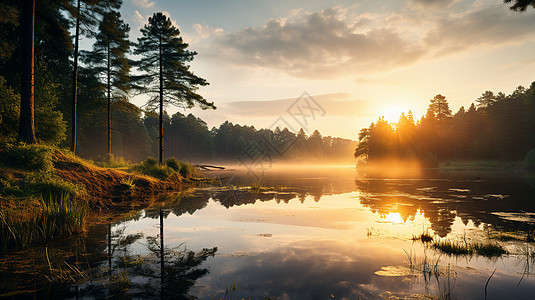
80,207,217,299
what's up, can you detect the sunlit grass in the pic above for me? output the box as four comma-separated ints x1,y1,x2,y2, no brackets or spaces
0,193,87,249
93,153,131,168
432,239,506,257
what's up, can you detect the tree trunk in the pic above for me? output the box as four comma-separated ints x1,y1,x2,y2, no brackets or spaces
107,40,111,155
159,34,164,164
19,0,36,144
70,0,80,153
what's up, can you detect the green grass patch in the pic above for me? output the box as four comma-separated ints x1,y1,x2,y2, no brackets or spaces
0,193,88,249
94,153,131,168
0,143,54,172
134,157,198,181
432,239,506,258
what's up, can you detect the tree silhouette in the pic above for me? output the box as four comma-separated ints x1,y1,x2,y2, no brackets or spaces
133,12,214,164
83,9,130,155
63,0,122,153
19,0,36,144
504,0,535,11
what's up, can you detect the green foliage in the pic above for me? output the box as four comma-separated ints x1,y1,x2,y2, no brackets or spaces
0,65,67,146
145,157,157,166
0,193,87,249
133,12,214,110
178,161,197,178
0,76,19,142
166,157,181,172
25,173,85,199
0,143,54,172
94,153,130,168
136,158,175,180
135,157,197,180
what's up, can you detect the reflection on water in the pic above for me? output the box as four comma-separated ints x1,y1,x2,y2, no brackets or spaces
2,166,535,299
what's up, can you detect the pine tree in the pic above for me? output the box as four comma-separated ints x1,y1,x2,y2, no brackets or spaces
504,0,535,11
427,94,452,121
133,12,215,163
63,0,122,153
19,0,36,144
83,9,130,155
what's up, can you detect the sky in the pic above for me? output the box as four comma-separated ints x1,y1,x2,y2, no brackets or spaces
115,0,535,139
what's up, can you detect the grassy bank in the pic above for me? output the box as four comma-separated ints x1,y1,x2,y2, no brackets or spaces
0,143,198,250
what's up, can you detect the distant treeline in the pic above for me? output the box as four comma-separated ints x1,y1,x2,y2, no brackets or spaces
146,112,356,163
355,82,535,165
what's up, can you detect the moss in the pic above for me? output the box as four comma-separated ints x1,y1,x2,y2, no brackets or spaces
0,143,54,172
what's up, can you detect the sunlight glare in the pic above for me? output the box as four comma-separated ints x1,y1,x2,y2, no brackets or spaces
381,105,409,124
386,212,405,224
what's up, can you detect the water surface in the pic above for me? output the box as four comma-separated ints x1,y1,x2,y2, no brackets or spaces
2,166,535,299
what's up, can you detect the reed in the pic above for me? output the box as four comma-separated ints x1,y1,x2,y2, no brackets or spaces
0,193,87,249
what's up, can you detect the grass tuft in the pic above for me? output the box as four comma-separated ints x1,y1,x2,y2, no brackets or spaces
94,153,130,168
0,193,87,249
432,239,507,258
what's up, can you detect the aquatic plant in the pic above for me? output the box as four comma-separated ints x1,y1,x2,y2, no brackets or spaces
0,193,88,249
432,239,506,258
412,231,434,243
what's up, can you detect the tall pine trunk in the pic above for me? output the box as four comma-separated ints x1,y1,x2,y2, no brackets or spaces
70,0,80,152
107,40,111,154
159,33,164,164
19,0,36,144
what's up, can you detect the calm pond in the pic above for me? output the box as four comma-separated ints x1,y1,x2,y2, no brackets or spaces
2,166,535,299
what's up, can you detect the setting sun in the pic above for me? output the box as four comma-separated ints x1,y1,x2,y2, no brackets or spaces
381,105,410,124
386,212,405,224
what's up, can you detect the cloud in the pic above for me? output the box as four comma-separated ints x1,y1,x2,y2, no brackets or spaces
192,24,224,40
222,93,369,119
131,0,154,8
204,4,535,80
410,0,454,7
133,10,146,29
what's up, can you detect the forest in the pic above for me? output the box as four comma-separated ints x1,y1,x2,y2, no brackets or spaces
354,83,535,166
0,0,355,164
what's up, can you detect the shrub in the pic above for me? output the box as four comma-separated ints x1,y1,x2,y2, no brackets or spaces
166,157,181,172
94,153,130,168
145,157,157,166
179,161,197,178
0,143,54,172
137,158,175,180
